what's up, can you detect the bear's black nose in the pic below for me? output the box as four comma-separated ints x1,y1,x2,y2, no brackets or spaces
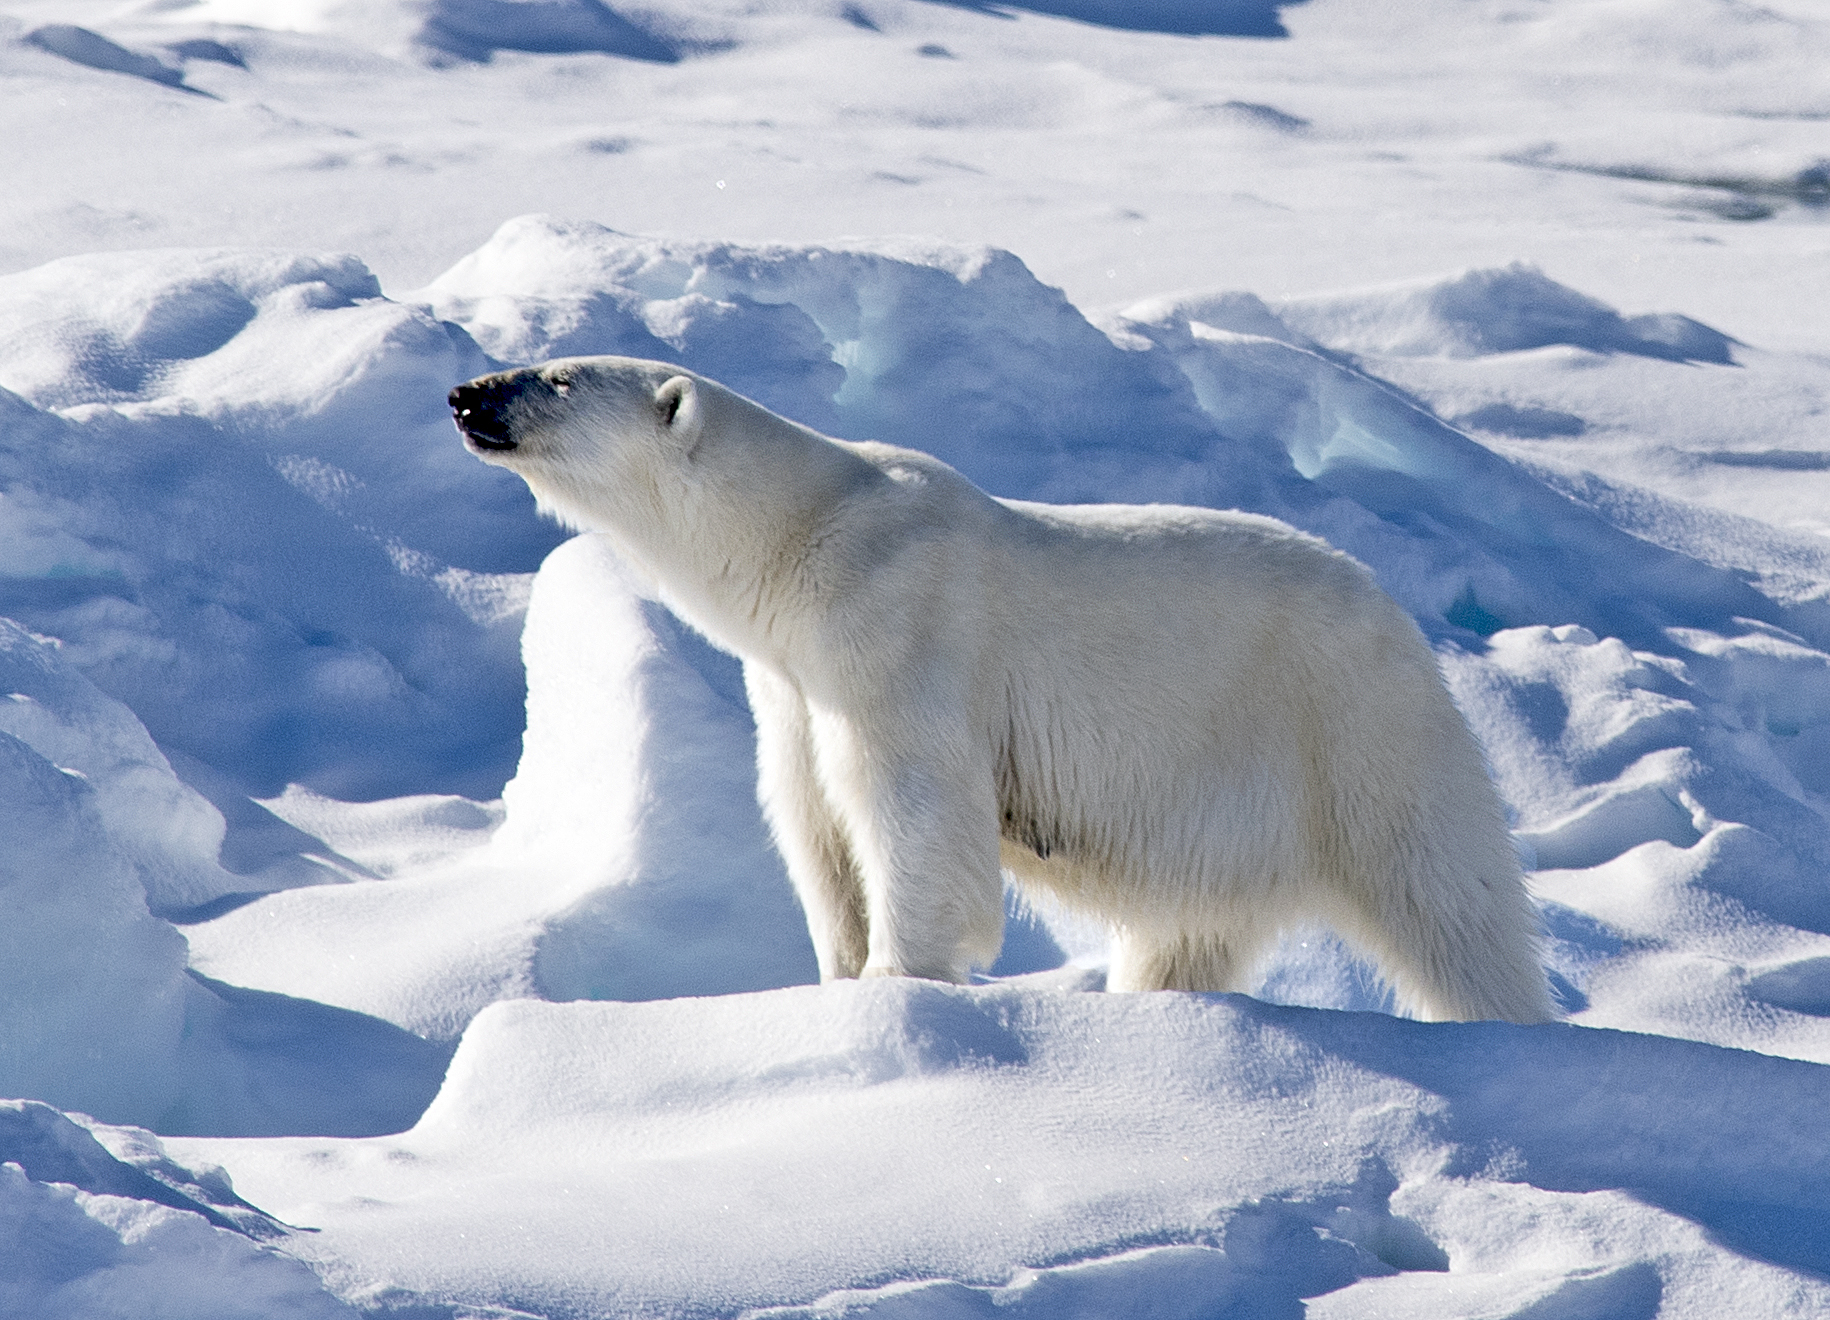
449,378,522,452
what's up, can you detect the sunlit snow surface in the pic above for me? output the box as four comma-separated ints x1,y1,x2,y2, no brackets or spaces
2,1,1829,1316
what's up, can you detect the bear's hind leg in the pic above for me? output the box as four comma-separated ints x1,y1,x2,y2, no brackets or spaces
1325,814,1556,1024
1337,875,1555,1024
1108,926,1267,994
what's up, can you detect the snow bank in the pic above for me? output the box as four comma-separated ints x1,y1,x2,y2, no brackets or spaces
0,1167,355,1320
136,0,680,64
0,250,562,800
0,709,191,1125
0,618,237,913
419,215,1244,507
1271,263,1736,364
181,532,816,1037
186,981,1830,1318
418,0,679,63
980,0,1301,39
1279,268,1830,549
0,624,219,1128
498,533,818,1001
24,23,188,89
0,612,456,1135
1107,280,1815,651
0,1101,355,1319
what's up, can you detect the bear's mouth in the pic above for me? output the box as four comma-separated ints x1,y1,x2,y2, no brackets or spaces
449,380,521,452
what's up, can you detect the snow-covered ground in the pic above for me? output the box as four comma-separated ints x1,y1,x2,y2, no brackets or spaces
2,1,1828,1316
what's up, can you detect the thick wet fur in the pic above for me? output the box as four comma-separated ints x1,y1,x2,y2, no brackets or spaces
453,356,1557,1023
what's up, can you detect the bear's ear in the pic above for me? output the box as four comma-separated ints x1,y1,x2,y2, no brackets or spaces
653,375,704,451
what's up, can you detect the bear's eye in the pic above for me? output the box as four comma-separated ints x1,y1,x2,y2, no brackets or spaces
549,374,571,396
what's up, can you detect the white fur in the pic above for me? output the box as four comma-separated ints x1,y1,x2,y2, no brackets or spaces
457,356,1555,1023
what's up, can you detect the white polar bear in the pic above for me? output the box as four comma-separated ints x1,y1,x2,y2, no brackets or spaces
452,357,1555,1023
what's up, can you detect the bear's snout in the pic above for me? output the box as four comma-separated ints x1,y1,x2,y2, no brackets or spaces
449,376,525,453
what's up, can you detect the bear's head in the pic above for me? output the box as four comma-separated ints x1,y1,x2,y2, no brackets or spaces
449,356,706,533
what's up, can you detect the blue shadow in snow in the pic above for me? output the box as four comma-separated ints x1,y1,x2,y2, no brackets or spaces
420,0,680,62
163,972,457,1138
1237,996,1830,1283
0,1100,281,1237
921,0,1305,38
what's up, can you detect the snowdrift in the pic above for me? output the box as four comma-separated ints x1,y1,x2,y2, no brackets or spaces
177,981,1830,1317
0,248,559,803
2,219,1828,1315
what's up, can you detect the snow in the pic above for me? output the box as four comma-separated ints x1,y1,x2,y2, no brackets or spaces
2,0,1829,1314
0,1100,358,1317
165,985,1830,1317
0,246,554,802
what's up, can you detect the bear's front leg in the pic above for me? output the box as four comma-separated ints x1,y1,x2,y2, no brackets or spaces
746,664,871,980
807,705,1005,984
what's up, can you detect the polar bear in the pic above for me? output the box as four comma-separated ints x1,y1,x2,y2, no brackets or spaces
451,357,1555,1023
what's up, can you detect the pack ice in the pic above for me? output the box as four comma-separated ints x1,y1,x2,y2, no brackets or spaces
2,5,1830,1314
2,210,1827,1317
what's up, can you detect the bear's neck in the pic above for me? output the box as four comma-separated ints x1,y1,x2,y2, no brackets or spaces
616,405,876,667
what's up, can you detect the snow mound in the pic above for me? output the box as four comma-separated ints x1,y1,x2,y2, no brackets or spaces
0,618,240,914
167,971,457,1138
24,24,188,89
420,215,1237,505
1106,288,1791,653
418,0,680,63
0,622,451,1133
936,0,1302,39
0,1103,353,1319
136,0,679,65
195,982,1830,1316
0,250,563,799
498,532,818,1001
181,534,818,1038
0,1100,280,1237
1271,264,1736,364
0,247,538,572
0,703,193,1125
